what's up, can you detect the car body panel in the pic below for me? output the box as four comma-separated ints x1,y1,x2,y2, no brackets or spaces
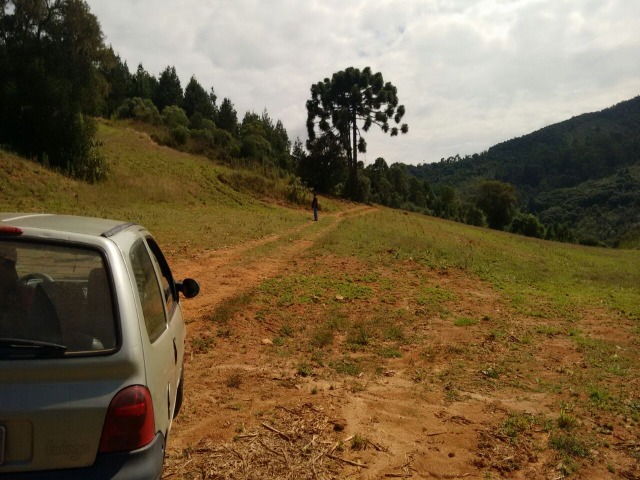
2,432,165,480
0,213,194,477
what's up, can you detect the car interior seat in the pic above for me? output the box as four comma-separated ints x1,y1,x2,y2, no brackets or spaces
87,267,116,349
26,283,63,345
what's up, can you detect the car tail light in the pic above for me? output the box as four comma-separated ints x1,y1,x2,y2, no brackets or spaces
99,386,155,453
0,226,23,235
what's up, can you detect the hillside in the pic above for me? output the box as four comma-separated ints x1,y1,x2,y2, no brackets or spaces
409,96,640,246
1,122,640,479
0,120,322,250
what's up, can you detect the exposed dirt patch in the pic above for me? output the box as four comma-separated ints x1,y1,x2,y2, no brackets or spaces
164,207,640,479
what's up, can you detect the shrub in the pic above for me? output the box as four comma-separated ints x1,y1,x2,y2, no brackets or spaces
189,129,214,153
509,212,546,238
171,126,190,146
463,204,487,227
71,138,109,183
287,177,308,205
213,128,241,157
549,433,590,458
115,97,160,124
162,106,189,129
62,115,109,182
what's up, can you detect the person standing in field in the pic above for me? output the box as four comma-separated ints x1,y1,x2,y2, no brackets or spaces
311,192,319,221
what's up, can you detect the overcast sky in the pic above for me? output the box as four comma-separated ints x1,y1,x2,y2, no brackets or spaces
86,0,640,166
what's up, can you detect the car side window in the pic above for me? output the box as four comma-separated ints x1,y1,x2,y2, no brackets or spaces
130,240,166,343
144,237,177,318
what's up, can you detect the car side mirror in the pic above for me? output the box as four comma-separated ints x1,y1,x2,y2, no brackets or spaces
176,278,200,299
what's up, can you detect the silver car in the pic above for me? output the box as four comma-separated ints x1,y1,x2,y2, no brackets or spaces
0,213,199,479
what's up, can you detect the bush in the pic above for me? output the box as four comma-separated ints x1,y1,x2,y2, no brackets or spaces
71,138,109,183
509,212,546,238
171,126,190,146
347,172,371,203
190,113,215,132
463,204,487,227
62,115,109,182
189,129,215,153
287,177,308,205
162,106,189,129
189,112,205,130
218,170,273,196
578,237,607,247
115,98,160,124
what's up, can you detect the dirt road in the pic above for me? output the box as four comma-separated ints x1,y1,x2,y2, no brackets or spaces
163,206,639,479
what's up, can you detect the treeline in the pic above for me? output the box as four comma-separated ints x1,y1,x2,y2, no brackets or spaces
298,151,573,242
407,96,640,247
103,60,293,172
410,96,640,194
0,0,107,181
0,0,293,184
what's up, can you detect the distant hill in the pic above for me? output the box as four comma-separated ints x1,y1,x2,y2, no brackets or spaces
409,96,640,246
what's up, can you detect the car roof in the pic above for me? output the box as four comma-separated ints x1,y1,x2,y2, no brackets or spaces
0,213,137,238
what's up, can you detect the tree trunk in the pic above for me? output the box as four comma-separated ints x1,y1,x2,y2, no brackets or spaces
347,108,358,197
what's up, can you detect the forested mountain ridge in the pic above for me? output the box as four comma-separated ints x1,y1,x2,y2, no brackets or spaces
409,95,640,247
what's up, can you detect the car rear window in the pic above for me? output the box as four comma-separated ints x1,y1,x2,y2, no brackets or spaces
0,240,117,356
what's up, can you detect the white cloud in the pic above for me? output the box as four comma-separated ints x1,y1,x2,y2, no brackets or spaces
88,0,640,165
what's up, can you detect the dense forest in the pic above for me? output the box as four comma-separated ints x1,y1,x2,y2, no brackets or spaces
0,0,293,182
1,1,638,248
408,97,640,247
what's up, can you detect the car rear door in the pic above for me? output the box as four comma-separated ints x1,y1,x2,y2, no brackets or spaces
143,237,185,418
127,235,181,436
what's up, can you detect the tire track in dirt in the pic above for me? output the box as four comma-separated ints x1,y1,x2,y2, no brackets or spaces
164,204,515,479
171,205,376,321
165,205,377,454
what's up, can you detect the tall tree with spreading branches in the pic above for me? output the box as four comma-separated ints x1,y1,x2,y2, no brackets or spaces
306,67,408,197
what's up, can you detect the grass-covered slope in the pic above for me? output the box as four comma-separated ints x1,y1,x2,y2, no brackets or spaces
1,120,314,251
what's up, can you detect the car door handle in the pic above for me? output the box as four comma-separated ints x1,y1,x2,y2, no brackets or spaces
173,337,178,364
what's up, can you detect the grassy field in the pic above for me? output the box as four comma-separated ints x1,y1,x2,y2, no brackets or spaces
1,120,342,250
1,121,639,478
321,209,639,320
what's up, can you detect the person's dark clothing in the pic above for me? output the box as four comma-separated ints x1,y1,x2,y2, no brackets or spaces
311,196,318,221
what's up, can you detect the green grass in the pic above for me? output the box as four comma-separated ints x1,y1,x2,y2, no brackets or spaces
378,347,402,358
297,363,313,377
1,121,309,254
454,317,478,327
207,292,254,325
557,411,577,430
571,333,630,377
259,274,373,306
500,412,540,441
549,433,591,458
3,122,638,325
351,434,367,450
312,208,640,321
331,357,362,376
